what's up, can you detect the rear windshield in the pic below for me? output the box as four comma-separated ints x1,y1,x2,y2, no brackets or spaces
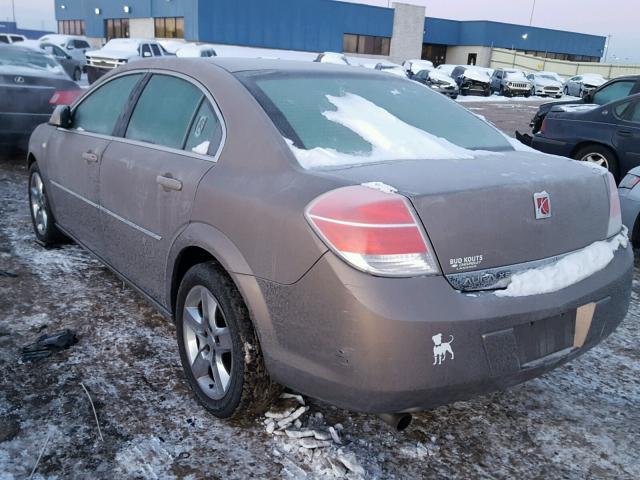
0,47,63,73
238,71,512,168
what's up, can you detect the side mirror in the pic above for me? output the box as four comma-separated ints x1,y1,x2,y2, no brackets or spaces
49,105,71,128
584,92,593,103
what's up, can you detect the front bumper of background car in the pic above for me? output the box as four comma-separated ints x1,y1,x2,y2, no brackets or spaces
251,243,632,414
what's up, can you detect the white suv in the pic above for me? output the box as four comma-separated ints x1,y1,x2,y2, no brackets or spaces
0,33,26,44
85,38,167,84
38,34,92,65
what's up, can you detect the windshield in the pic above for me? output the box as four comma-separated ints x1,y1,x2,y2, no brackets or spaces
505,71,527,80
0,47,63,73
239,71,512,168
538,74,556,81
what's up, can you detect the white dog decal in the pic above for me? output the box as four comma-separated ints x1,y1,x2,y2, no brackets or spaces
432,333,454,365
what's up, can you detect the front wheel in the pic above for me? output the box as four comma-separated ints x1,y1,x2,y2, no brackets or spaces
28,163,66,245
573,144,619,182
176,262,281,419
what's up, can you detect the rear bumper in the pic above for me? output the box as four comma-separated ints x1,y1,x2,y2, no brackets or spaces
530,135,573,157
256,243,632,413
0,112,50,147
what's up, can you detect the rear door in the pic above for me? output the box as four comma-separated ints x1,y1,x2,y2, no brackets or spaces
46,72,144,252
614,99,640,170
99,73,224,301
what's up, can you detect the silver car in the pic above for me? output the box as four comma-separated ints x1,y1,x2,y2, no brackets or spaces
27,58,632,429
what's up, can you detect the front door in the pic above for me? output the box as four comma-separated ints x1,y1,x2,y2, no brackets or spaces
99,73,223,302
615,100,640,170
46,73,144,252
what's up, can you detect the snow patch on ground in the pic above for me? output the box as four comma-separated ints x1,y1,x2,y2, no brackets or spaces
497,228,628,297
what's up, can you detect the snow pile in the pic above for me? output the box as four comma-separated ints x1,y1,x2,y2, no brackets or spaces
496,228,628,297
263,393,366,478
288,93,483,168
361,182,398,194
191,140,210,155
461,68,490,83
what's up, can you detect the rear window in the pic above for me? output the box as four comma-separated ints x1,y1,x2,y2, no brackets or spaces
238,71,512,168
0,46,63,73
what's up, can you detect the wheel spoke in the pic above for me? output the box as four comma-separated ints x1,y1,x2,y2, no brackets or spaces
201,289,218,331
215,328,232,352
191,351,210,379
211,356,230,395
183,306,205,335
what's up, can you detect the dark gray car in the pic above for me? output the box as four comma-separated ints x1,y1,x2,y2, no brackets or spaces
27,58,632,428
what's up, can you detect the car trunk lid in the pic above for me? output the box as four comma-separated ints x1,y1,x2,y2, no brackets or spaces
313,151,611,279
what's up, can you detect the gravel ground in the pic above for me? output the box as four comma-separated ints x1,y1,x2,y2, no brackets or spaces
1,101,639,479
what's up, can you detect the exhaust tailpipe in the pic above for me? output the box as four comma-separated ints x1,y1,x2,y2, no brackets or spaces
377,413,412,431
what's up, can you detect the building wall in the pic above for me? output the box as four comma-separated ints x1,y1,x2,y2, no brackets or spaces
54,0,199,41
445,46,492,67
0,21,52,39
196,0,392,53
424,18,605,59
388,2,425,63
129,18,155,39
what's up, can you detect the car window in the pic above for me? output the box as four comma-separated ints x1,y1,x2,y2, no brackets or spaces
76,40,89,49
185,100,223,155
241,72,512,163
10,36,23,42
614,101,632,118
126,74,203,149
0,36,8,44
73,74,143,135
626,102,640,123
150,44,161,56
593,81,636,106
141,44,151,57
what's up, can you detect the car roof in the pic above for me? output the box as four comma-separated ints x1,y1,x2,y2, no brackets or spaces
199,57,366,74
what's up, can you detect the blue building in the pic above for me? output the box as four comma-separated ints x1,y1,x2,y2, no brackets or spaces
53,0,606,66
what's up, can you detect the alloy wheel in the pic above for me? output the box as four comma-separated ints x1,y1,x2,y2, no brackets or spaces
30,172,48,235
580,152,609,169
182,285,234,400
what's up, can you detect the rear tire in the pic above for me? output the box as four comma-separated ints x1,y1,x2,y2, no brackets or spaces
175,262,281,420
28,163,66,246
572,144,620,182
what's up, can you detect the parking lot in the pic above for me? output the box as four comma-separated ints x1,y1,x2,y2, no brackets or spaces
1,98,639,479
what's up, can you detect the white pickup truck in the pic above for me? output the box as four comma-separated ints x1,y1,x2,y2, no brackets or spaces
85,38,168,84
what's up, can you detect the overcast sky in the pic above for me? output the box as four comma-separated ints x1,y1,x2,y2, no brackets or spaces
1,0,637,62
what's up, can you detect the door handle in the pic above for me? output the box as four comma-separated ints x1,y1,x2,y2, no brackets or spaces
618,130,633,137
82,152,98,163
156,175,182,191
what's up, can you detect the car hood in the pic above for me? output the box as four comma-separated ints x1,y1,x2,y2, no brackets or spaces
534,77,562,88
429,70,456,85
461,70,490,83
313,151,611,275
86,49,138,60
583,77,606,87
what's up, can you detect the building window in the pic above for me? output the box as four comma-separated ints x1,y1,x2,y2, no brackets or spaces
154,17,185,38
105,19,130,41
58,20,85,35
343,33,390,56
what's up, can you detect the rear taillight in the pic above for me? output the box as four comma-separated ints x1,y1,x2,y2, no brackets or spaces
49,89,82,105
606,172,622,238
305,186,440,277
619,173,640,190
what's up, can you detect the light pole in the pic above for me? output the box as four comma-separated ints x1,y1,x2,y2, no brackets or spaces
529,0,537,26
11,0,16,23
